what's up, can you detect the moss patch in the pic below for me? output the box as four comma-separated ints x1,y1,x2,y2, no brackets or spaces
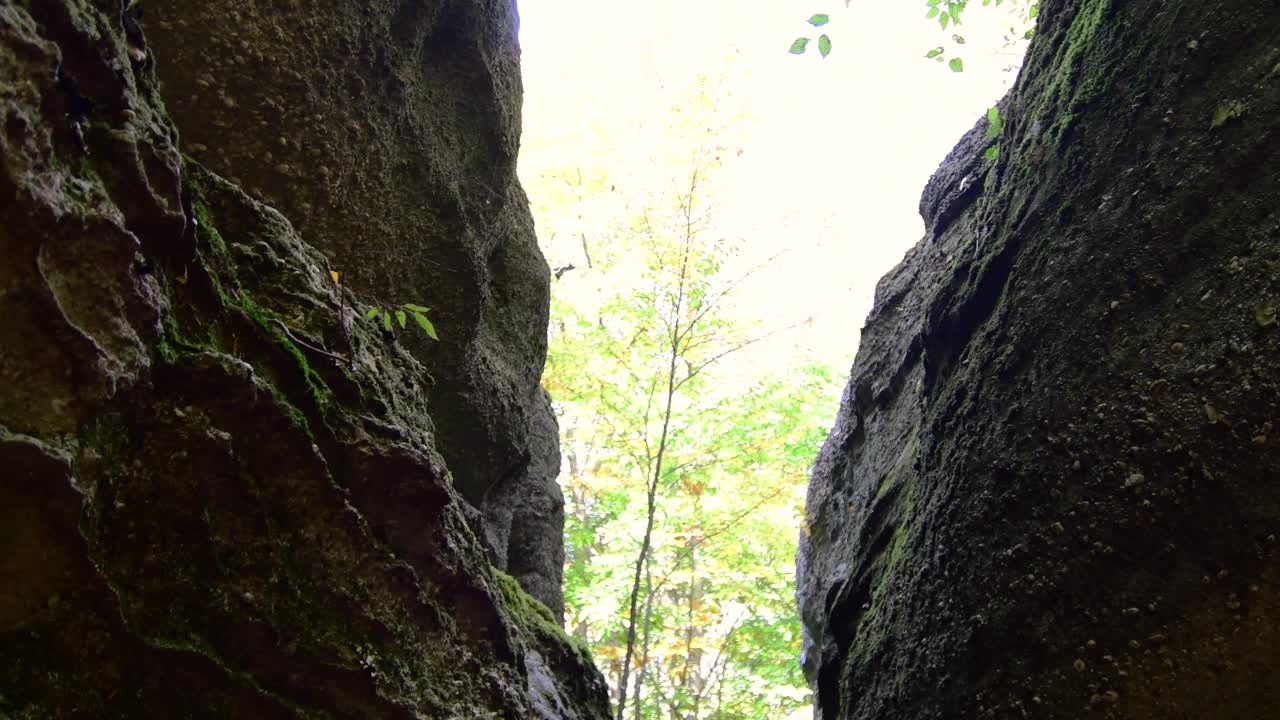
157,310,220,365
1027,0,1116,149
493,570,594,667
232,292,330,409
192,200,229,257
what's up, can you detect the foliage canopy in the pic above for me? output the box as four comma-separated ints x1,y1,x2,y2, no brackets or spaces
528,75,841,719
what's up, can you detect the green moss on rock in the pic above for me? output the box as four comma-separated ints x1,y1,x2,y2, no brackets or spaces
192,199,229,257
494,570,594,665
232,293,330,407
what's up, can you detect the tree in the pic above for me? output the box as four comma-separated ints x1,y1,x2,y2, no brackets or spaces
530,74,841,719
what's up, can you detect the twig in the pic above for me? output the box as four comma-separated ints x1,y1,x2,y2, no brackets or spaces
270,318,349,365
649,486,788,598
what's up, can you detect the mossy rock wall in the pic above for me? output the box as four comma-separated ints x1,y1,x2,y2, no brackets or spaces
0,1,606,717
799,0,1280,718
139,0,567,618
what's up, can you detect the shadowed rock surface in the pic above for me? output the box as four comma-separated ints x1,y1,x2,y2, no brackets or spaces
0,1,604,717
799,0,1280,718
141,0,568,619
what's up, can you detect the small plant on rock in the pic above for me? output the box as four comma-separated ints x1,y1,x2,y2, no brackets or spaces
364,303,439,339
331,271,440,340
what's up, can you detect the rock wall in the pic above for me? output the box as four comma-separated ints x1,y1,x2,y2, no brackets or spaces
0,1,606,717
137,0,567,620
799,0,1280,718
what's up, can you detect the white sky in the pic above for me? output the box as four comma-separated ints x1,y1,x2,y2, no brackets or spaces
518,0,1029,370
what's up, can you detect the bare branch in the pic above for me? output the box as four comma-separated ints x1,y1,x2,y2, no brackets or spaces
674,320,808,393
678,248,790,346
649,486,787,598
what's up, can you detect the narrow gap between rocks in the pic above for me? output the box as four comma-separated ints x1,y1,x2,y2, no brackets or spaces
517,2,1032,716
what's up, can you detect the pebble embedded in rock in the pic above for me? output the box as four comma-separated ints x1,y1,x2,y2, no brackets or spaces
1204,403,1222,423
1257,303,1277,327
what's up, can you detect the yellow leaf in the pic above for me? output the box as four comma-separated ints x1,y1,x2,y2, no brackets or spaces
330,270,341,285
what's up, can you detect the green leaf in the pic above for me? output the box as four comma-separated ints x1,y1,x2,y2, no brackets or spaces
984,144,1000,161
986,105,1003,138
382,311,392,331
926,46,945,58
940,13,950,29
1029,2,1039,18
789,37,810,54
927,0,940,5
396,310,407,328
818,34,831,58
927,7,940,18
807,13,829,26
413,312,439,340
949,57,964,72
364,307,380,320
403,303,430,313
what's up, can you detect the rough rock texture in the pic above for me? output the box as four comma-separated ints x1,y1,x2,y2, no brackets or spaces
799,0,1280,718
0,1,606,717
140,0,567,618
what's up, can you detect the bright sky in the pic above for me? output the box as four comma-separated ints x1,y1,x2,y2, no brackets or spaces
518,0,1030,370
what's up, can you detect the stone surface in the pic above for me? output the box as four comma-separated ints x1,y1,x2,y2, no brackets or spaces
0,1,604,717
140,0,567,617
799,0,1280,718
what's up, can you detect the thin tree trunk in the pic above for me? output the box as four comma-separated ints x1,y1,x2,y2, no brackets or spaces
615,252,687,720
609,167,701,717
631,555,656,720
679,544,708,720
714,661,726,720
691,613,741,719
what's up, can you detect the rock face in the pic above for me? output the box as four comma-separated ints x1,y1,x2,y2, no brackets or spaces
140,0,567,619
799,0,1280,718
0,1,605,718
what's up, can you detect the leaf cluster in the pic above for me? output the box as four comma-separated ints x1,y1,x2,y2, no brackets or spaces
363,303,438,339
926,0,1039,72
789,14,832,59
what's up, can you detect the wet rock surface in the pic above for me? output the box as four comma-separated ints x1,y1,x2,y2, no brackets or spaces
799,0,1280,718
0,1,604,717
